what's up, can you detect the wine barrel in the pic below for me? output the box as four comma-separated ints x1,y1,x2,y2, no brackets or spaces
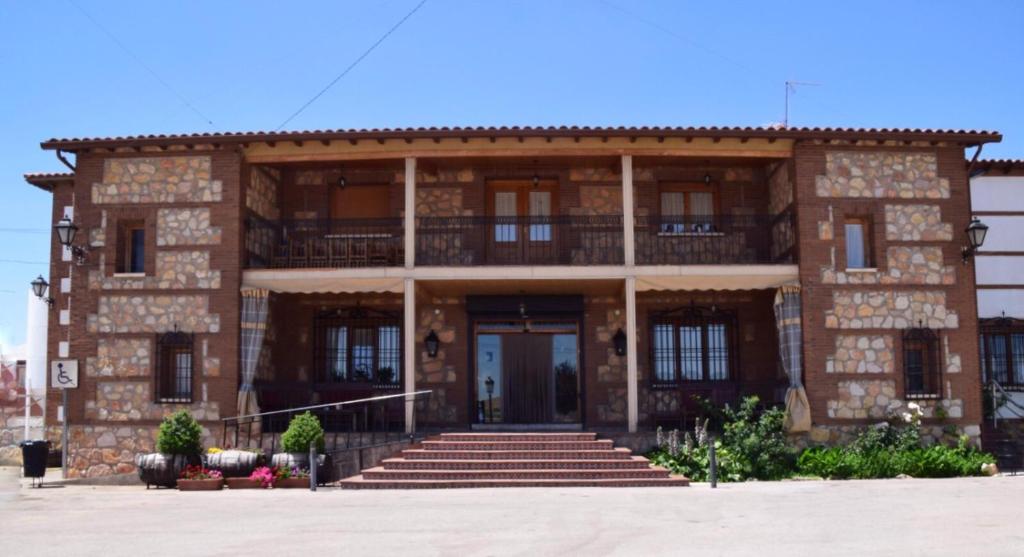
270,452,333,483
135,453,193,488
205,450,262,478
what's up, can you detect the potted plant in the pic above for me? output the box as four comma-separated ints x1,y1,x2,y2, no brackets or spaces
272,466,311,489
136,410,203,488
270,412,332,484
205,446,265,478
177,465,224,491
226,465,273,489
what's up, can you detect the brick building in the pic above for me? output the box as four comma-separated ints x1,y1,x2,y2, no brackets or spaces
23,126,999,478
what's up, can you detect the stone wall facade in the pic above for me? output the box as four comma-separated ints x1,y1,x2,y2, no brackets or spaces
885,204,954,241
815,151,950,199
89,250,221,290
94,156,222,204
156,208,222,246
247,166,280,220
88,295,221,333
824,290,957,330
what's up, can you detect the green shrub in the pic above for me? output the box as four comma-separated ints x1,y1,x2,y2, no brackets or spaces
156,410,203,455
280,412,325,453
797,434,995,479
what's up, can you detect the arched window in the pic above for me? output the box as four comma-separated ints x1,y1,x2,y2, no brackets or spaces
156,328,194,403
314,307,402,388
902,326,940,399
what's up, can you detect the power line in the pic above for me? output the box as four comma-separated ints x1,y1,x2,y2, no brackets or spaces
0,228,48,234
276,0,429,131
0,259,48,265
68,0,215,127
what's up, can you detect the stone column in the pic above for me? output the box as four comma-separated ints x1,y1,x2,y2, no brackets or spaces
403,277,416,433
625,276,639,432
404,157,416,269
621,155,635,267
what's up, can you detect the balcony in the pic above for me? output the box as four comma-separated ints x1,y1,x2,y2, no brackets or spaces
634,213,793,265
416,215,624,266
246,213,404,269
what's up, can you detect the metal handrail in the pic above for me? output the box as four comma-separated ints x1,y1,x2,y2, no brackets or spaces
221,390,432,422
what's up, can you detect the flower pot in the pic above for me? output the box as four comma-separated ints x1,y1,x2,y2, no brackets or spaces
270,452,333,484
136,453,198,488
176,478,224,491
225,477,265,489
274,477,310,489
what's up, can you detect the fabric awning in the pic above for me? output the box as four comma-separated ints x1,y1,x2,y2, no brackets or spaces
242,269,405,294
635,265,799,292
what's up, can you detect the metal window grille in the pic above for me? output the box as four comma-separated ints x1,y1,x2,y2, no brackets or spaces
980,317,1024,391
650,305,737,387
156,329,193,403
902,326,941,399
313,307,402,388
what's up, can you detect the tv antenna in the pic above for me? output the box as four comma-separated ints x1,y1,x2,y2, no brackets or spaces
784,80,821,128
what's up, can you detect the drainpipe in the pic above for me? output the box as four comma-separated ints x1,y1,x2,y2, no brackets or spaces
56,150,76,172
966,144,984,178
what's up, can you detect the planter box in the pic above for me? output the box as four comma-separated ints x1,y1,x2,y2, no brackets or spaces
177,478,224,491
274,477,310,489
225,477,264,489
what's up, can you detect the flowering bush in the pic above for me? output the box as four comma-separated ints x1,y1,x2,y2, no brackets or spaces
249,466,274,488
206,447,223,454
179,465,223,481
272,466,310,480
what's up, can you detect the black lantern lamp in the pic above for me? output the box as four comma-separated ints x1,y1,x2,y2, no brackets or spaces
337,175,347,188
485,375,495,397
703,172,712,185
613,328,627,356
54,215,88,264
424,329,440,358
30,275,54,307
962,217,989,263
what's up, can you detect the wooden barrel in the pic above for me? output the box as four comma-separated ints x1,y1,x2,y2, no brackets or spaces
270,452,333,483
205,450,262,478
135,453,192,488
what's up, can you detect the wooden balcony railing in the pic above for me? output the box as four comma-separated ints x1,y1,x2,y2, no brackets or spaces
634,213,793,265
245,213,404,269
416,215,624,266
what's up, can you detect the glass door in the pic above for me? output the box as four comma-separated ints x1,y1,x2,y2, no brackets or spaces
486,180,559,264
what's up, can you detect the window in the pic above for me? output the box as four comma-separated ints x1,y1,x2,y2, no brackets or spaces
487,180,559,243
156,329,193,403
315,308,402,387
902,327,940,398
117,220,145,274
659,184,718,233
980,318,1024,390
844,217,873,269
651,306,735,386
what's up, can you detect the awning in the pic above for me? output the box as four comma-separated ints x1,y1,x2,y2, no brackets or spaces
634,265,799,291
242,269,405,294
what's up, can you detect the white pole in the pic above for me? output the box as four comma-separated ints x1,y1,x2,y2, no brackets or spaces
23,365,31,443
404,157,416,269
621,155,635,267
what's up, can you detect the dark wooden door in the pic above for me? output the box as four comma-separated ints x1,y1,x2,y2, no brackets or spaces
501,334,554,423
486,180,558,264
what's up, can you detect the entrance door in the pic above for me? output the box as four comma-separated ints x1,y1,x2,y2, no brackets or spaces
486,180,558,264
475,321,580,424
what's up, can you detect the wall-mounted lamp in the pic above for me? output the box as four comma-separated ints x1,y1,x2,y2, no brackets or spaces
55,215,89,265
485,375,495,397
703,172,712,185
30,275,54,307
337,175,347,189
424,329,440,358
613,328,627,356
961,217,989,263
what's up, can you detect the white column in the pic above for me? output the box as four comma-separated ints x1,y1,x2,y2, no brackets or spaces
404,157,416,269
625,276,639,432
403,278,417,433
621,155,635,267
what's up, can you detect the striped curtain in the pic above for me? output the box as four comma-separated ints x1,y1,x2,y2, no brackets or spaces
774,285,811,432
238,288,269,417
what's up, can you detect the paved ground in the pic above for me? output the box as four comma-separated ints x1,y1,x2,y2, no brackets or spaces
1,467,1022,556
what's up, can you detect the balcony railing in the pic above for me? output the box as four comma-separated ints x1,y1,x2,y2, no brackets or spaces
246,213,404,269
416,215,624,266
634,213,792,265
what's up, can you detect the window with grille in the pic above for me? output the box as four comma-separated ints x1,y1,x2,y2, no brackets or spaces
650,306,736,387
980,318,1024,391
902,327,940,398
314,307,402,388
155,329,193,403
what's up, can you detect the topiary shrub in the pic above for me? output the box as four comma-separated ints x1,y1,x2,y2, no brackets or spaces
280,412,325,453
156,410,203,456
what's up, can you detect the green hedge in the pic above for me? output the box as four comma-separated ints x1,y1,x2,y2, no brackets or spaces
797,438,995,479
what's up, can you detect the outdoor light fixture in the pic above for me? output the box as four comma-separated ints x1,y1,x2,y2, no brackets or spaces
337,175,347,188
485,375,495,397
30,275,54,307
613,328,627,356
703,172,712,185
532,173,540,188
424,329,440,358
54,215,89,265
961,217,989,263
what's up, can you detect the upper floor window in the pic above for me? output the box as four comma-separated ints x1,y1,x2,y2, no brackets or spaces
156,329,193,403
844,216,873,269
980,318,1024,390
314,307,402,388
902,326,940,398
117,220,145,274
659,184,717,233
651,305,735,387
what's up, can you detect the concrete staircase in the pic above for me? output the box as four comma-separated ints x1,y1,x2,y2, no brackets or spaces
337,432,689,488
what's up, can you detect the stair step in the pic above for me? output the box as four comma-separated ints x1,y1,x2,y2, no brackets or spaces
402,448,634,460
381,456,653,470
338,476,690,489
420,440,614,451
435,432,597,442
362,467,671,481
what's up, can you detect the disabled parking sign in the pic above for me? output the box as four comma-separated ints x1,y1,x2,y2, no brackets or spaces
50,360,79,389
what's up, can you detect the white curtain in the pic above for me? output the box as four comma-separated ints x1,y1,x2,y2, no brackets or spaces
529,191,551,241
495,191,517,242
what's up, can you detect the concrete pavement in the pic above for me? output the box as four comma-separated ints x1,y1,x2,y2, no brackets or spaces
1,467,1021,556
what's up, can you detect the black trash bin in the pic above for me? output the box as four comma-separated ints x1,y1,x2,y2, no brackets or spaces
20,440,50,487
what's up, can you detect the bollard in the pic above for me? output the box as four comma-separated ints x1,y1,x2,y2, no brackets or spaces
309,442,317,492
708,434,718,489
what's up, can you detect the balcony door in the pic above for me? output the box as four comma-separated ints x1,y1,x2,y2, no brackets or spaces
330,184,390,219
486,180,559,264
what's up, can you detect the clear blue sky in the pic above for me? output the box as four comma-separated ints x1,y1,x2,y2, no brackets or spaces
1,0,1022,355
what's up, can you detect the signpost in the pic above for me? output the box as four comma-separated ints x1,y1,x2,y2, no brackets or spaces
51,360,78,478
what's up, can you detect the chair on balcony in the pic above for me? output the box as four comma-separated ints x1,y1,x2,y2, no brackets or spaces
327,236,350,267
309,237,329,268
288,239,309,267
368,236,392,266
